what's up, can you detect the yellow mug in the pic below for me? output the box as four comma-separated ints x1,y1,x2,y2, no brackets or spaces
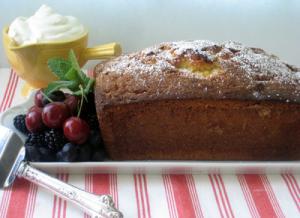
2,26,122,88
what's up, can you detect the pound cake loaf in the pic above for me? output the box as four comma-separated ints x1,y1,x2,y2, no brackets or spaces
94,40,300,160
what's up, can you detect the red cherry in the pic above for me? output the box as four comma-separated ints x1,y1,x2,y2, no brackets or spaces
25,110,44,133
42,102,70,128
64,95,79,115
63,117,90,144
28,105,42,113
34,89,44,107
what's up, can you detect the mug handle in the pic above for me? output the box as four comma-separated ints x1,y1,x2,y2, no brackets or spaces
82,42,122,60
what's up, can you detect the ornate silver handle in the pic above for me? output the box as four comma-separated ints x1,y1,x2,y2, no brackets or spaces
17,161,123,218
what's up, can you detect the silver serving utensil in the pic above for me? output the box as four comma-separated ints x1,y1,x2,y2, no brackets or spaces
0,125,123,218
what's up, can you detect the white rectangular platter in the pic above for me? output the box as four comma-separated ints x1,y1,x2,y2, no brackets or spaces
1,92,300,174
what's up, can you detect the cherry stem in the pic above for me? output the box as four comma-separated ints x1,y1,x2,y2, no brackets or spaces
41,91,53,103
77,85,84,117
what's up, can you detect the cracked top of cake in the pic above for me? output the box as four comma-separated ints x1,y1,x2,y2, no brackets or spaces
94,40,300,108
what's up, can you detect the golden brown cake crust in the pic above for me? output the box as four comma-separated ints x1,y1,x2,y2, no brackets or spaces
95,40,300,109
98,99,300,160
94,40,300,160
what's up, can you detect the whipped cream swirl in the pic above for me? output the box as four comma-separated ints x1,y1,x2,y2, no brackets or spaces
8,5,85,45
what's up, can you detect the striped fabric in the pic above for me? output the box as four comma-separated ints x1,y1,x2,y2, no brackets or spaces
0,69,300,218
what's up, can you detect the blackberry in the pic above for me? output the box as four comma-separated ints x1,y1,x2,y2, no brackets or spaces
13,114,29,135
25,132,45,147
25,145,56,162
44,129,66,151
25,146,42,162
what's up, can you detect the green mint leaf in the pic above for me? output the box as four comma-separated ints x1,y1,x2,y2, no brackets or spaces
43,80,77,96
47,58,72,80
84,78,95,93
65,67,80,82
73,78,94,96
68,50,81,71
78,70,90,87
45,49,95,103
67,50,90,87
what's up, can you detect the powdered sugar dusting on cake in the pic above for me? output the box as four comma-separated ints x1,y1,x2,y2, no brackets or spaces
105,47,174,77
231,46,300,84
107,40,299,81
96,40,300,104
105,40,218,79
171,40,215,55
224,41,244,51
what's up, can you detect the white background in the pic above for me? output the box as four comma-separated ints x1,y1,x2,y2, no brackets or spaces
0,0,299,68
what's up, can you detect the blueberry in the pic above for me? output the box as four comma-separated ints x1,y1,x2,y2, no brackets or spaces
42,91,65,106
39,147,56,162
56,143,78,162
56,151,65,162
78,144,92,161
92,150,107,161
25,146,42,162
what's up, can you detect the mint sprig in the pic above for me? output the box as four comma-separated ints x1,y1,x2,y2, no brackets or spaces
47,58,71,80
44,50,94,98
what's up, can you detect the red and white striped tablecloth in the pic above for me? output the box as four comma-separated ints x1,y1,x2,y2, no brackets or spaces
0,69,300,218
